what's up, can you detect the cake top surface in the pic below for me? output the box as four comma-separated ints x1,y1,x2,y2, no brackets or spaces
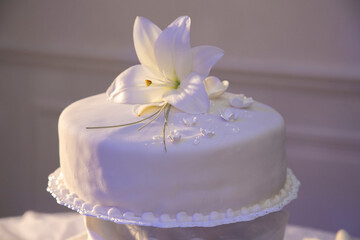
60,92,284,154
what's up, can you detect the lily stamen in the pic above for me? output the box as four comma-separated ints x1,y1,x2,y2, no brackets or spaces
145,80,152,86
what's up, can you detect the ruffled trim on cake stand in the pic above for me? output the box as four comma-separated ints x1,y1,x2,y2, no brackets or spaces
47,168,300,228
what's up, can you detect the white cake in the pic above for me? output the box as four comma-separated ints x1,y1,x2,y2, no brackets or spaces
47,15,299,231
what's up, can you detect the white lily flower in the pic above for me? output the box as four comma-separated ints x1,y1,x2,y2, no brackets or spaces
106,16,224,115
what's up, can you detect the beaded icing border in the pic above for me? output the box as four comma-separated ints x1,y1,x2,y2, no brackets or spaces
47,168,300,228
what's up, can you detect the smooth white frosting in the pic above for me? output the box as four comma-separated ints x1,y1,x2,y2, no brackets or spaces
54,92,295,227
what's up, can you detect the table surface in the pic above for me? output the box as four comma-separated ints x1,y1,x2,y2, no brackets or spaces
0,211,357,240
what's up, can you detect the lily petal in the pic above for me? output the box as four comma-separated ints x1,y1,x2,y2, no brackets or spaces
106,65,166,104
203,76,229,98
133,16,161,71
163,72,209,114
133,102,165,116
192,45,224,76
154,16,192,81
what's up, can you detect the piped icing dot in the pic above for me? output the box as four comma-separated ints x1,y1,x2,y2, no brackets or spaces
220,108,238,121
176,212,189,222
61,189,69,195
280,189,287,198
285,182,292,191
200,128,215,138
192,213,203,222
240,207,249,216
182,116,197,127
123,211,139,220
230,94,254,108
251,204,261,213
272,195,281,205
142,212,157,222
93,205,109,215
209,211,220,220
226,208,234,218
168,130,181,143
108,207,122,218
74,199,84,207
66,193,77,202
82,202,93,212
159,214,172,222
262,199,272,209
56,184,62,191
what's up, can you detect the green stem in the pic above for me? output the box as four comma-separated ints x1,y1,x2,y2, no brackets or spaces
137,103,167,131
87,103,172,153
162,104,172,152
86,108,161,129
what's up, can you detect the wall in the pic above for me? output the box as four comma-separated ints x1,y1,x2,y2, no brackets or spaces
1,0,360,236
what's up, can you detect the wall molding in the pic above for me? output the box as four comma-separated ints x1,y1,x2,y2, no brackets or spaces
2,47,360,153
1,48,359,94
286,124,360,152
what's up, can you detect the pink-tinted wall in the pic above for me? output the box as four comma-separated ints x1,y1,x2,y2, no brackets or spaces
1,0,359,237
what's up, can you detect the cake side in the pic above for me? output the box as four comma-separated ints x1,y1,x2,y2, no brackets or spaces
58,92,287,218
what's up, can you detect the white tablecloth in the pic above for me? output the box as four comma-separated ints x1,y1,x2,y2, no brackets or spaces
0,211,357,240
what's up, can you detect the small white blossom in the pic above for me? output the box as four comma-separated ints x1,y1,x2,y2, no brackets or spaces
200,128,215,137
182,116,197,127
230,94,254,108
220,108,238,121
168,130,182,143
